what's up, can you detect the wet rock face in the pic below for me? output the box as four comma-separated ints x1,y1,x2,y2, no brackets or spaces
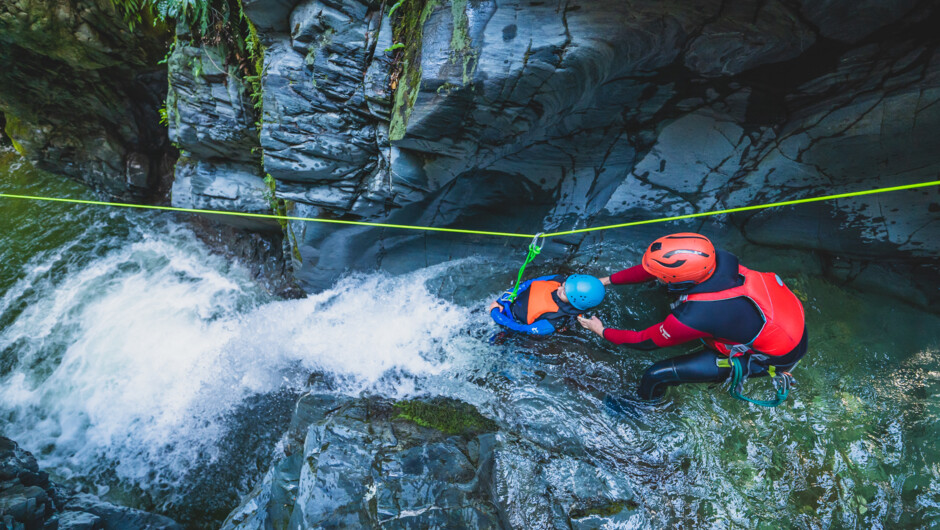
1,0,937,303
219,0,939,305
0,0,171,200
0,436,181,530
222,391,645,529
221,390,650,529
166,43,277,232
222,394,502,528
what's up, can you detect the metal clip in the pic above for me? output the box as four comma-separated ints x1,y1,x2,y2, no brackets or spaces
530,232,544,251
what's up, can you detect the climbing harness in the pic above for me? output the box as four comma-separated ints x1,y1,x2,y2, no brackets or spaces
506,233,543,302
717,355,797,407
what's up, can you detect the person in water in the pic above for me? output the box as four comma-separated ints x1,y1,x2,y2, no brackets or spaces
578,232,807,400
490,274,606,335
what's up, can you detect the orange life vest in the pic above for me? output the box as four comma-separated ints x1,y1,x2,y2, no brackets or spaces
525,280,562,324
681,265,805,357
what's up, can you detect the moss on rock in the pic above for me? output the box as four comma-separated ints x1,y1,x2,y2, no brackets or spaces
569,499,638,519
393,398,498,436
3,115,29,156
388,0,440,141
449,0,475,84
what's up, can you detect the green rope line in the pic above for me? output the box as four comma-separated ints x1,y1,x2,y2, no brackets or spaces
1,179,938,239
507,234,543,302
0,192,533,239
727,356,791,407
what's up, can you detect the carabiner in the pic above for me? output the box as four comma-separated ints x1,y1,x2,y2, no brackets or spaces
529,232,544,252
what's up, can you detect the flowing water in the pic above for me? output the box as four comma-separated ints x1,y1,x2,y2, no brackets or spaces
2,147,939,528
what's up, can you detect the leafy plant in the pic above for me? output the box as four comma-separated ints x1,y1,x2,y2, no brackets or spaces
109,0,208,34
157,38,178,65
387,0,405,18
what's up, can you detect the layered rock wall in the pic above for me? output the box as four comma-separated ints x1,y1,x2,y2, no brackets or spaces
199,0,937,303
1,0,937,305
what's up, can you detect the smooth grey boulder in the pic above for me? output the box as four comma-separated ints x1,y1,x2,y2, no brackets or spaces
241,0,301,34
62,496,181,530
685,1,815,77
56,510,102,530
222,394,501,529
171,158,278,232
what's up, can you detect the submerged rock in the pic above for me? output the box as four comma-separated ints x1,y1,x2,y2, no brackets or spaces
0,437,181,530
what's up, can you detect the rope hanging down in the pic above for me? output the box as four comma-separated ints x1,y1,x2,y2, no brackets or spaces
1,179,938,239
507,233,543,302
724,357,794,408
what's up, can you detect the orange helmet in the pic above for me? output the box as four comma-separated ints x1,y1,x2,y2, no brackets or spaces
642,233,716,285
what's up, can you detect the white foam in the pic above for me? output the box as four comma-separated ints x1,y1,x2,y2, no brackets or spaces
0,226,475,490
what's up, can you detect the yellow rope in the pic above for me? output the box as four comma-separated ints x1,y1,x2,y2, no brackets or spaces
2,178,938,239
542,179,940,237
0,192,533,238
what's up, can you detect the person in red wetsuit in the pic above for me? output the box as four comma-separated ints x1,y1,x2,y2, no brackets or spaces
578,232,808,400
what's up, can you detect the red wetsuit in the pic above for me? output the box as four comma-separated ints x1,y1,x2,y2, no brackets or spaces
602,250,806,359
603,250,808,400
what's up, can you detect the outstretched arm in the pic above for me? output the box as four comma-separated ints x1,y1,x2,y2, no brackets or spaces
605,264,656,285
579,314,708,350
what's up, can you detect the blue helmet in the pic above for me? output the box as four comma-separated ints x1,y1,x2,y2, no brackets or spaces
564,274,605,310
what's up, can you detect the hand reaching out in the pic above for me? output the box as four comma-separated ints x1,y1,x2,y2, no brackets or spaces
578,315,605,337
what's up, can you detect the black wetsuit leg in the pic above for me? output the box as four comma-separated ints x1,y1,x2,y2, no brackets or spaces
638,350,729,400
638,328,810,399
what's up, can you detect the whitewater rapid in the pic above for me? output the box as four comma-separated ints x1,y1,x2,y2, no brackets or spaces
0,217,485,493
